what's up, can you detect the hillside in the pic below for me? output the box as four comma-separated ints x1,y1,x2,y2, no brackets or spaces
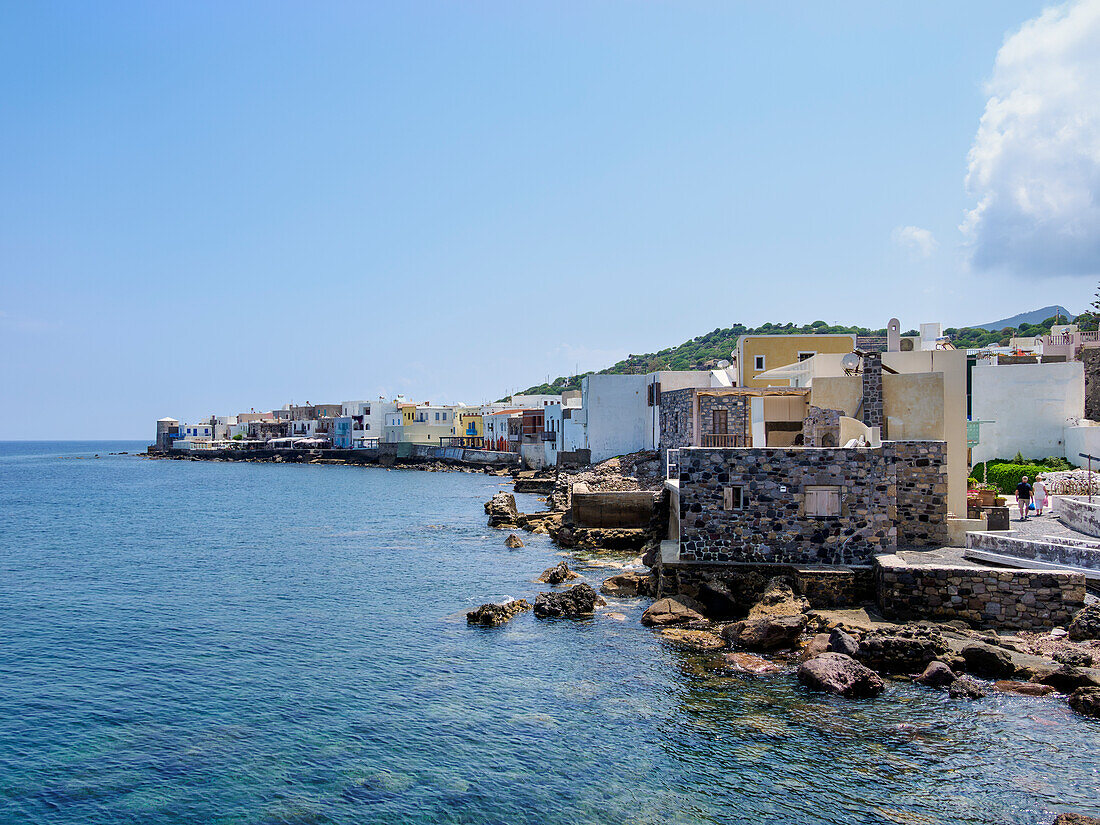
972,306,1075,331
511,312,1096,397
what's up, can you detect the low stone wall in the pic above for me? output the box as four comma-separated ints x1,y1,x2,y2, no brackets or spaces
965,531,1100,571
655,559,873,610
875,553,1085,630
571,491,658,528
165,445,520,467
1057,496,1100,539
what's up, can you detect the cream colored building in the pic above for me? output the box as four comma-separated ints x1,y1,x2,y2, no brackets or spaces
736,333,856,387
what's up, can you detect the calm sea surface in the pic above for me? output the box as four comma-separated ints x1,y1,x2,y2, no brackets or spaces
1,441,1098,825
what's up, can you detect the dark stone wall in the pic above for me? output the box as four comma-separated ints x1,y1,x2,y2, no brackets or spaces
861,352,885,436
697,394,750,443
677,447,896,565
885,441,949,547
659,388,694,453
803,406,842,447
1083,348,1100,420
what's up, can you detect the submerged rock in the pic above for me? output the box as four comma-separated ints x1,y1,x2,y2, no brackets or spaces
915,661,957,688
659,628,726,651
641,597,706,628
504,533,525,549
533,583,604,618
948,676,988,700
1068,687,1100,719
1068,603,1100,641
724,614,807,651
535,561,579,584
1053,814,1100,825
722,651,783,675
797,653,885,698
466,600,531,626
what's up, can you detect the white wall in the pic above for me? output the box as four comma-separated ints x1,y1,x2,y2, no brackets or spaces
1064,423,1100,467
972,361,1085,463
643,370,716,450
582,374,647,463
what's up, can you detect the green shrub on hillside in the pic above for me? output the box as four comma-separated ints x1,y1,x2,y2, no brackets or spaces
983,463,1051,495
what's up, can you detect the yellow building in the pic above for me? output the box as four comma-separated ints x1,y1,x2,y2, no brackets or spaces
459,411,484,439
737,334,856,388
401,404,417,425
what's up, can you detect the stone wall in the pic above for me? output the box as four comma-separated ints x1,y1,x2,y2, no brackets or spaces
571,491,658,528
875,553,1085,630
697,394,751,443
659,388,694,453
1083,348,1100,421
861,352,885,437
803,406,842,447
966,530,1100,571
677,447,896,565
1058,496,1100,539
885,441,949,547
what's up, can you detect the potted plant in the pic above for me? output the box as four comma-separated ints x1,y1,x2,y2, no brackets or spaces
970,483,997,507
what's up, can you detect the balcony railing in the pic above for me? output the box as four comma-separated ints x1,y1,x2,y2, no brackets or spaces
540,431,557,442
700,433,745,448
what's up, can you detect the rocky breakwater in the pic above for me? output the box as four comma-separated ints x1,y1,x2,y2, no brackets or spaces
534,583,605,619
466,599,531,626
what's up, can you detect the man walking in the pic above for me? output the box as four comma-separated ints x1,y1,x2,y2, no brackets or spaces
1015,475,1033,522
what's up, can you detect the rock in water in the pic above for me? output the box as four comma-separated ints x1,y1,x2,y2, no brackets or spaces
915,661,957,688
993,680,1055,697
797,653,885,698
599,571,646,597
536,561,579,584
1040,665,1100,694
659,628,726,651
723,614,807,651
960,643,1016,679
466,600,532,626
856,626,949,674
504,533,524,549
533,583,603,618
1053,814,1100,825
1068,687,1100,719
641,597,706,627
1068,603,1100,641
827,628,860,657
485,492,520,528
948,676,988,700
746,577,810,620
799,633,832,662
723,651,783,675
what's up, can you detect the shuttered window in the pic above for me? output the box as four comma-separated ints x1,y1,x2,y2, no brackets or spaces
805,487,841,517
723,486,745,510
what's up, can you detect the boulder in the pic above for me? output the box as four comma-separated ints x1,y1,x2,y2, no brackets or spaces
1068,603,1100,641
857,626,949,674
746,577,810,620
993,680,1056,697
599,571,645,597
641,597,706,628
800,633,832,662
1039,665,1100,694
659,628,726,651
915,661,957,688
536,561,579,585
486,492,520,528
960,643,1016,680
827,628,860,657
533,583,603,618
797,653,885,698
724,614,808,651
466,599,531,626
948,676,988,700
504,533,524,549
1053,814,1100,825
1054,649,1095,668
722,651,782,675
1067,687,1100,720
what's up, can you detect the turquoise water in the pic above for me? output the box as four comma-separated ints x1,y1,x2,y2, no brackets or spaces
1,441,1098,825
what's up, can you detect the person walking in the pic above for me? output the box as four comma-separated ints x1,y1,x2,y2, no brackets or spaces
1033,474,1049,516
1015,475,1033,521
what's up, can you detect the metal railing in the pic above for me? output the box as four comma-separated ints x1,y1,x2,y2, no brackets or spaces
700,433,745,448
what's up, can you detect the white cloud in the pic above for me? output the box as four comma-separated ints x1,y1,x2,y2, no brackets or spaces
892,225,939,259
962,0,1100,276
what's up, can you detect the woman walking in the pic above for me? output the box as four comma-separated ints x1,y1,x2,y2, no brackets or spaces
1033,474,1049,516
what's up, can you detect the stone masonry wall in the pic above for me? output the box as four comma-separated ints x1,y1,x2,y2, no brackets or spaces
677,447,897,565
875,555,1085,630
803,406,842,447
659,388,694,454
885,441,949,547
1083,348,1100,421
861,352,885,437
697,394,750,444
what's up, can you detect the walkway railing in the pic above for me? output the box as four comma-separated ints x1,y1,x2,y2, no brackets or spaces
700,434,745,448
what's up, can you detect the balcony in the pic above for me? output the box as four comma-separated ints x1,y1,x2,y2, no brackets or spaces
540,431,557,442
700,434,744,448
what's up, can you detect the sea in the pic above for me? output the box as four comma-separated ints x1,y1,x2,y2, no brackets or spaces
1,441,1098,825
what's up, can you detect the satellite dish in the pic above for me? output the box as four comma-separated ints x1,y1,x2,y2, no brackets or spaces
841,353,862,371
717,359,730,369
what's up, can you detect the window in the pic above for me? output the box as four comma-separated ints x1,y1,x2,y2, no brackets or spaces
723,486,745,510
435,412,439,421
805,486,841,517
798,351,816,362
712,408,728,434
754,355,766,371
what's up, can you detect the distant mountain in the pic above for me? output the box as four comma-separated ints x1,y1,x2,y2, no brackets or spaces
971,306,1075,331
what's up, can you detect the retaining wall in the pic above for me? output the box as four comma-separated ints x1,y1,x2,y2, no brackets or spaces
965,530,1100,571
571,491,658,528
1057,496,1100,539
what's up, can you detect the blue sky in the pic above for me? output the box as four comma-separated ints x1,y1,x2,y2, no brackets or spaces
3,1,1098,438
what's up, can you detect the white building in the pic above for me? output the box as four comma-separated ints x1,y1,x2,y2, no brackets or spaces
971,361,1086,464
510,394,562,408
341,397,396,447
